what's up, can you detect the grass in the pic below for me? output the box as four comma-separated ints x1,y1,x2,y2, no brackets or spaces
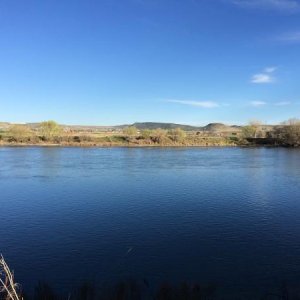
0,255,22,300
0,132,236,147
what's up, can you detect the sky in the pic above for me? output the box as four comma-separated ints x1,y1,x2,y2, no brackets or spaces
0,0,300,126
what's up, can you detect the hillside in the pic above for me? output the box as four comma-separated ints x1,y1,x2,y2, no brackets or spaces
130,122,202,131
1,121,242,133
203,123,242,132
131,122,241,132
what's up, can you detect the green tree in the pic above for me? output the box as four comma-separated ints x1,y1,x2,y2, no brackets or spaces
39,120,61,140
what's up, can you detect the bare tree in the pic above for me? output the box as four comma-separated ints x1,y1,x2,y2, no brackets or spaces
249,120,263,138
241,120,263,139
281,118,300,126
278,119,300,146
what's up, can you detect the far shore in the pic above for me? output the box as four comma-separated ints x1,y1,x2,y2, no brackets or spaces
0,140,285,149
0,141,239,148
1,120,299,148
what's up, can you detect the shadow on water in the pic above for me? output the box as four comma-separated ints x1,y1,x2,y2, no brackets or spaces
17,279,300,300
24,279,217,300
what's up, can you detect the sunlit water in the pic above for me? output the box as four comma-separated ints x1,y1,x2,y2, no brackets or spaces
1,147,300,297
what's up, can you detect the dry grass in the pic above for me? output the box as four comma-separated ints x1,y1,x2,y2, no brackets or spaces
0,255,22,300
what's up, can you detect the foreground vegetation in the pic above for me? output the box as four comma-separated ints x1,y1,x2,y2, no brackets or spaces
1,119,300,148
1,255,298,300
0,255,216,299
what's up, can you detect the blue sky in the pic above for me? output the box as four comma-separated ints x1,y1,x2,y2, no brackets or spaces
0,0,300,125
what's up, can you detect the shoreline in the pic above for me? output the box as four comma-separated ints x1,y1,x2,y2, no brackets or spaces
0,141,239,148
0,142,284,149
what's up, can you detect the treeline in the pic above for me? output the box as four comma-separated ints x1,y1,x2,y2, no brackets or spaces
241,119,300,147
270,119,300,147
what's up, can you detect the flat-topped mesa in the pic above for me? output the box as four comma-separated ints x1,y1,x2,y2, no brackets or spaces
204,123,228,132
130,122,201,131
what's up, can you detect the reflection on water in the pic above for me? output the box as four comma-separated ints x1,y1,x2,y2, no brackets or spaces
0,147,300,297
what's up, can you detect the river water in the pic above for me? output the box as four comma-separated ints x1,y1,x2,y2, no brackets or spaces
1,147,300,297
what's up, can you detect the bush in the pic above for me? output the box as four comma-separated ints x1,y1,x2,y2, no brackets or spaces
150,129,169,144
39,120,62,141
241,125,256,139
168,128,186,142
123,126,138,137
140,129,152,140
8,124,32,142
73,136,81,143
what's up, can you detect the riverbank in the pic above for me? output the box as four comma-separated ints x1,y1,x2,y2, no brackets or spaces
2,121,300,147
0,137,238,147
0,142,238,148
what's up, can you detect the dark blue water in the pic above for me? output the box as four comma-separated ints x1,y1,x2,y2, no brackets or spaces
1,147,300,297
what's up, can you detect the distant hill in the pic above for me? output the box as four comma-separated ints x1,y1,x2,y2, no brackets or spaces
0,121,244,133
130,122,202,131
25,123,42,129
203,123,241,132
130,122,242,132
25,123,116,131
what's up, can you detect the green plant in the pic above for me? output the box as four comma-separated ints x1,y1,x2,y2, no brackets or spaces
39,121,62,141
123,126,138,137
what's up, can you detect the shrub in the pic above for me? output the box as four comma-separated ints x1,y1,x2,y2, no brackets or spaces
8,124,32,142
123,126,138,137
150,129,169,144
168,128,186,142
39,120,62,141
140,129,152,140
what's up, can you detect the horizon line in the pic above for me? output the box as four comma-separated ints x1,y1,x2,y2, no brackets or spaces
0,120,286,127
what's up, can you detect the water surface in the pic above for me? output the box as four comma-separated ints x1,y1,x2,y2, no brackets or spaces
1,147,300,297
